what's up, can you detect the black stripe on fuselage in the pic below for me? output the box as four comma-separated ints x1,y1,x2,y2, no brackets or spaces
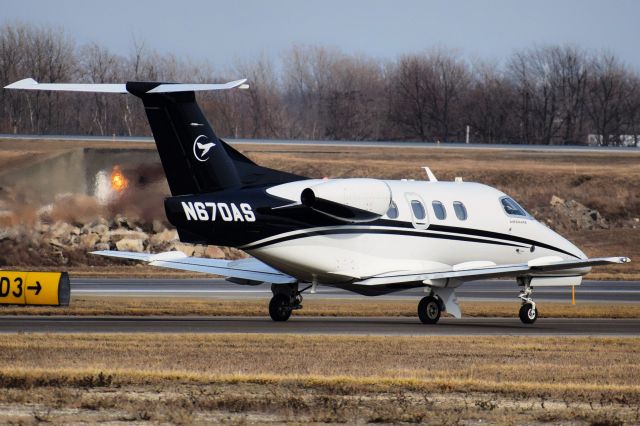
244,227,525,250
426,224,580,259
242,224,580,259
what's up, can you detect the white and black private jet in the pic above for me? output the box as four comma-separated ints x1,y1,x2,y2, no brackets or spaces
6,77,630,324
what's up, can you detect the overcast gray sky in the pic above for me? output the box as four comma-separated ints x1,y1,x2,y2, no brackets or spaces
4,0,640,70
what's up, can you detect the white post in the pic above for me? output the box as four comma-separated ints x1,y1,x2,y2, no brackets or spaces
465,125,470,144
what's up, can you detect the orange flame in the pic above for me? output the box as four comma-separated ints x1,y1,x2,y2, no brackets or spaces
111,165,128,192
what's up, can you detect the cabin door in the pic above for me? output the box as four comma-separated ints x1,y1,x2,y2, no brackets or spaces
405,193,429,230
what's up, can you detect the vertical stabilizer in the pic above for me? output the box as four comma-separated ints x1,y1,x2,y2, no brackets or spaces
127,83,240,195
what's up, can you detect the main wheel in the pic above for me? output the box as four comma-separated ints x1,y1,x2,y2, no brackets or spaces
269,294,292,322
519,303,538,324
418,296,441,324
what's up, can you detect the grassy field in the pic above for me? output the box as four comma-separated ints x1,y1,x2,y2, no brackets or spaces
0,334,638,424
1,296,640,318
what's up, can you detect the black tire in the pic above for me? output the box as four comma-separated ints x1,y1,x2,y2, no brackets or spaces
519,303,538,324
418,296,441,324
269,294,292,322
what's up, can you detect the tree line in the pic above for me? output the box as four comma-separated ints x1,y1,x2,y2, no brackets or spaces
1,22,639,145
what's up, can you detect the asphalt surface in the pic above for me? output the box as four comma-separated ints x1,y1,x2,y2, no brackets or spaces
70,278,640,303
58,278,640,336
2,133,639,153
0,279,636,335
0,316,638,336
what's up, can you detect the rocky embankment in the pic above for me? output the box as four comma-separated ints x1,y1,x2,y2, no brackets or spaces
0,211,243,268
544,195,610,231
0,215,244,267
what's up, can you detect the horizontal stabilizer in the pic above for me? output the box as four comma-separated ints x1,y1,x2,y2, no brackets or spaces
91,250,296,284
4,78,248,94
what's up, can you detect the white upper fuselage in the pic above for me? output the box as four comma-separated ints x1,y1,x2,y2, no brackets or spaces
247,178,587,284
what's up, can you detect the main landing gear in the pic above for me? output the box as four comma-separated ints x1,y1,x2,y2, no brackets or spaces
518,278,538,324
268,283,310,322
417,294,444,324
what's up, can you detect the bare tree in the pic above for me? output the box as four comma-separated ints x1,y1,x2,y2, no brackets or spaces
22,25,76,133
622,74,640,146
233,55,287,138
387,50,469,141
282,45,337,139
321,55,385,140
553,46,589,145
507,46,591,145
387,55,434,141
0,23,76,133
0,23,27,133
78,43,125,135
584,54,628,145
464,62,517,143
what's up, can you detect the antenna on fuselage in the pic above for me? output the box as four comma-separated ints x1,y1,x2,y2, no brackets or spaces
422,166,438,182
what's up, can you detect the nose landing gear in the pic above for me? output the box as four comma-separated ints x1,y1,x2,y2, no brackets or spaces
518,278,538,324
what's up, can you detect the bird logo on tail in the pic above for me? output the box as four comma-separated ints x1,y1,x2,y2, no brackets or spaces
193,135,215,162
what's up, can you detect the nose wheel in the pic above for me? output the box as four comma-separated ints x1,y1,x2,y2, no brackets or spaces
519,302,538,323
518,279,538,324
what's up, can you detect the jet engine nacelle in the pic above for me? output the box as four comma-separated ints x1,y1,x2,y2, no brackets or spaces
300,178,392,222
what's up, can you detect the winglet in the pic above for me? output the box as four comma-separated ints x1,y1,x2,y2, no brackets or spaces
4,78,38,89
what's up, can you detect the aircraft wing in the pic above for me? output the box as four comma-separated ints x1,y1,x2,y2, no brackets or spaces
355,256,631,286
91,250,296,284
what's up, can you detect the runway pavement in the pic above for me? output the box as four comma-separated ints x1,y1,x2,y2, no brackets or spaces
70,278,640,303
0,316,638,336
0,279,636,335
2,133,639,153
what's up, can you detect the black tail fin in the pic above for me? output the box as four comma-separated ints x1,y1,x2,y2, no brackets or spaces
126,82,303,195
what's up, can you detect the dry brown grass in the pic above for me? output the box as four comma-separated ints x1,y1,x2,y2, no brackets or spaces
1,296,639,318
0,334,638,424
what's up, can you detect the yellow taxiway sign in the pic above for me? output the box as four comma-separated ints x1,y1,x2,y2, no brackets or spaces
0,271,70,306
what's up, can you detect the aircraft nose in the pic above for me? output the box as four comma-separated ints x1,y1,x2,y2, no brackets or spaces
554,230,587,260
537,222,587,260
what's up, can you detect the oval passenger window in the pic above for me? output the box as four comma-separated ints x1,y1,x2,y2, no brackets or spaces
411,200,426,220
432,201,446,220
453,201,467,220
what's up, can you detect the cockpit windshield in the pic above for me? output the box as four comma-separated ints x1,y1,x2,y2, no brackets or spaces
500,197,529,217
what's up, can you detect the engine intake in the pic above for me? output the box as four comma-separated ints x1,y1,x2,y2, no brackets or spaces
300,178,392,222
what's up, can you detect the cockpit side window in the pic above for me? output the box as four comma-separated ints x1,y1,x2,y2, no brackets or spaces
500,197,528,217
386,201,399,219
